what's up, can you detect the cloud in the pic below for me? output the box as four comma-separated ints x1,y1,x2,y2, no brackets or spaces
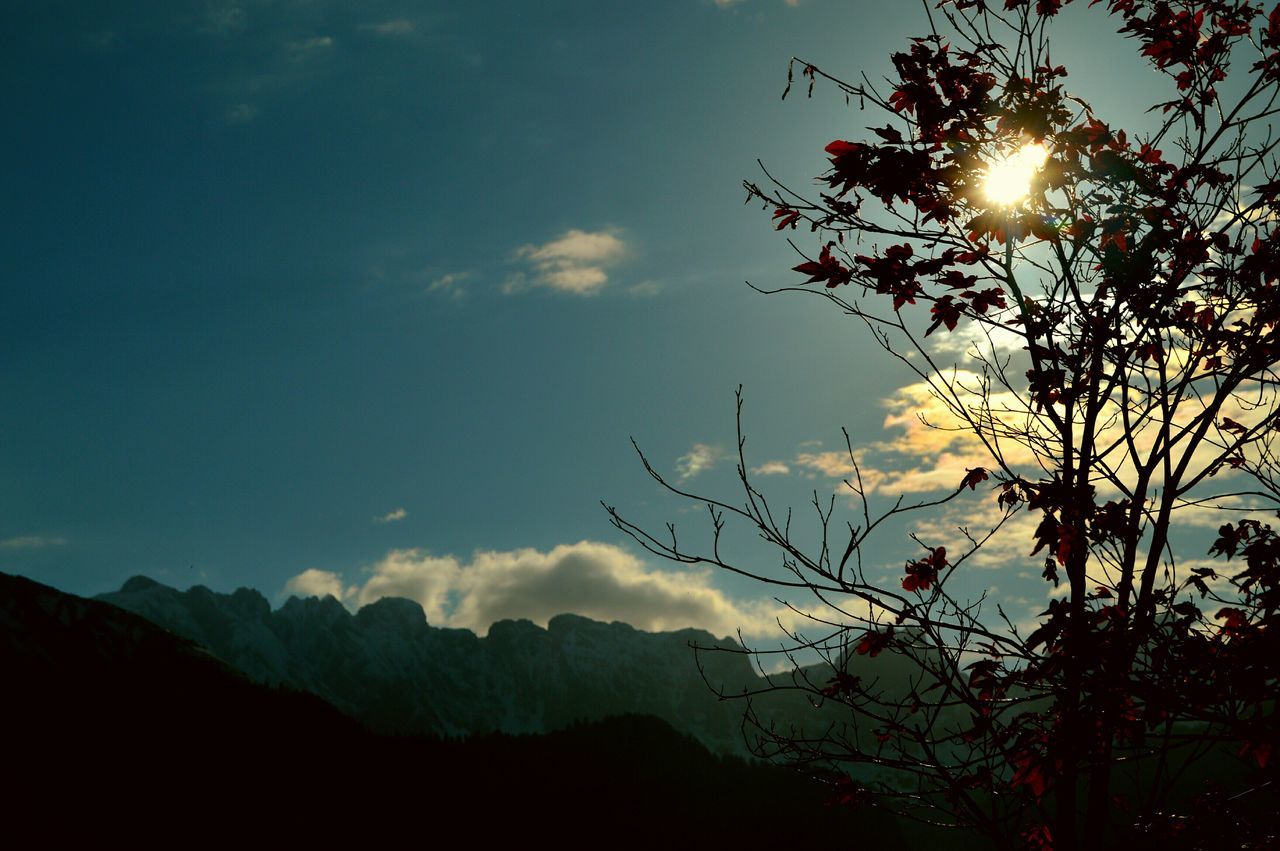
626,280,663,297
908,504,1042,571
750,461,791,476
849,360,1276,499
0,535,67,550
286,35,334,60
927,320,1026,361
283,568,354,601
376,507,407,523
794,450,859,479
1211,184,1278,229
359,20,415,37
514,229,626,295
282,541,797,638
676,443,722,481
810,371,1039,496
500,272,530,295
426,272,468,299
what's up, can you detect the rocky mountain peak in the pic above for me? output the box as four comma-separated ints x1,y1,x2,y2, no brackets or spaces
355,596,427,631
120,575,163,593
94,575,841,758
229,587,271,621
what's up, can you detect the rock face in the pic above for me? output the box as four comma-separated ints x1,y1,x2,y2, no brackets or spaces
97,577,771,755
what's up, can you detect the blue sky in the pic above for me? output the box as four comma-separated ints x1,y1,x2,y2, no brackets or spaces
2,0,1207,639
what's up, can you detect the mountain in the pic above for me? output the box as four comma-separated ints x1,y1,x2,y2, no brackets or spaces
96,575,787,755
3,571,907,844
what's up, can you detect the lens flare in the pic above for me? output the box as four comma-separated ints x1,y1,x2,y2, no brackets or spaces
981,142,1050,207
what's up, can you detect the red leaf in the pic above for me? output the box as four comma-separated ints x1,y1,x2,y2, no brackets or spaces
1021,824,1054,851
1216,607,1248,632
888,89,916,115
792,244,852,287
854,628,894,657
772,207,802,230
964,287,1007,314
926,296,963,336
1011,753,1049,800
824,140,860,158
961,467,989,491
902,546,947,593
1100,226,1128,253
822,671,862,698
1240,740,1273,769
1055,524,1079,566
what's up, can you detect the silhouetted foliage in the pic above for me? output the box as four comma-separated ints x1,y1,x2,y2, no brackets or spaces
608,2,1280,848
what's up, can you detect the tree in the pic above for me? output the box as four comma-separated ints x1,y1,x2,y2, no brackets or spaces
606,1,1280,848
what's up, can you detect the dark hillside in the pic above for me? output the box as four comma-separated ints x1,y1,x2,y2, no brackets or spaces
3,572,903,845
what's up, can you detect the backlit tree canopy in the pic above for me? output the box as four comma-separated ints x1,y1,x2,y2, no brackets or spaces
609,1,1280,848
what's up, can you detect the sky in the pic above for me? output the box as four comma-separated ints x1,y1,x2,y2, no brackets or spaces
2,0,1213,642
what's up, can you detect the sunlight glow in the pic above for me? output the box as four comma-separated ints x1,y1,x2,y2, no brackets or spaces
981,142,1050,208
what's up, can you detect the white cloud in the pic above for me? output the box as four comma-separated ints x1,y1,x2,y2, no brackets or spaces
0,535,67,550
1211,184,1278,229
750,461,791,476
794,451,856,478
804,371,1038,496
676,443,722,481
359,20,416,37
376,507,407,523
908,504,1041,571
283,541,797,638
514,229,626,295
928,320,1026,361
282,568,354,601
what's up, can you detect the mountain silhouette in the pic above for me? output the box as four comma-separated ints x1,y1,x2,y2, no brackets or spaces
4,571,908,845
97,575,795,754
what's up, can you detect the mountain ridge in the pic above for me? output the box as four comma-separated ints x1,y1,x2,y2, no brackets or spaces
1,570,912,845
96,574,772,754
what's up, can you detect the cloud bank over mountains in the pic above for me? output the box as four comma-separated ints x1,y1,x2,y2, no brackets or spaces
284,540,789,638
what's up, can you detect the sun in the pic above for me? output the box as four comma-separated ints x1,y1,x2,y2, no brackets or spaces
981,141,1050,208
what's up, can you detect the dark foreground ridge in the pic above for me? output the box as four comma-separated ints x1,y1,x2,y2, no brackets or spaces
3,571,904,845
